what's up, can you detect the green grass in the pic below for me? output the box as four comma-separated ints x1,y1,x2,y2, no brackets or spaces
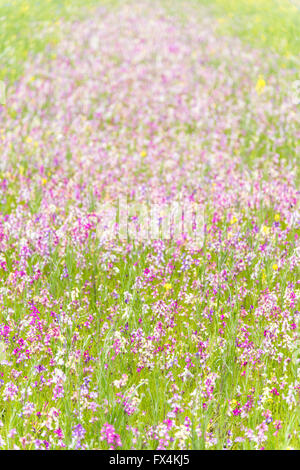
0,0,116,84
197,0,300,64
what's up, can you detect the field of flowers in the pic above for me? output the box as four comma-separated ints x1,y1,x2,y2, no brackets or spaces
0,0,299,450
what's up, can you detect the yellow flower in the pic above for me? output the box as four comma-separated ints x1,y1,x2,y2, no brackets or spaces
25,136,32,144
262,225,270,236
42,178,47,185
164,283,172,290
255,75,266,95
140,150,147,158
274,213,280,222
230,216,238,225
272,264,278,271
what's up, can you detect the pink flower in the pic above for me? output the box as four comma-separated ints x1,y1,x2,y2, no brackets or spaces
100,423,122,449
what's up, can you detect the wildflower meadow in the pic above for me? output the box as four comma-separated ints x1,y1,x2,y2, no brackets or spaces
0,0,299,451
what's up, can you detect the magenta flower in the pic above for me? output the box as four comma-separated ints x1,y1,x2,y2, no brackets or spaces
100,423,122,449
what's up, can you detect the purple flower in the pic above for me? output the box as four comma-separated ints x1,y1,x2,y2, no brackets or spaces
72,424,86,440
